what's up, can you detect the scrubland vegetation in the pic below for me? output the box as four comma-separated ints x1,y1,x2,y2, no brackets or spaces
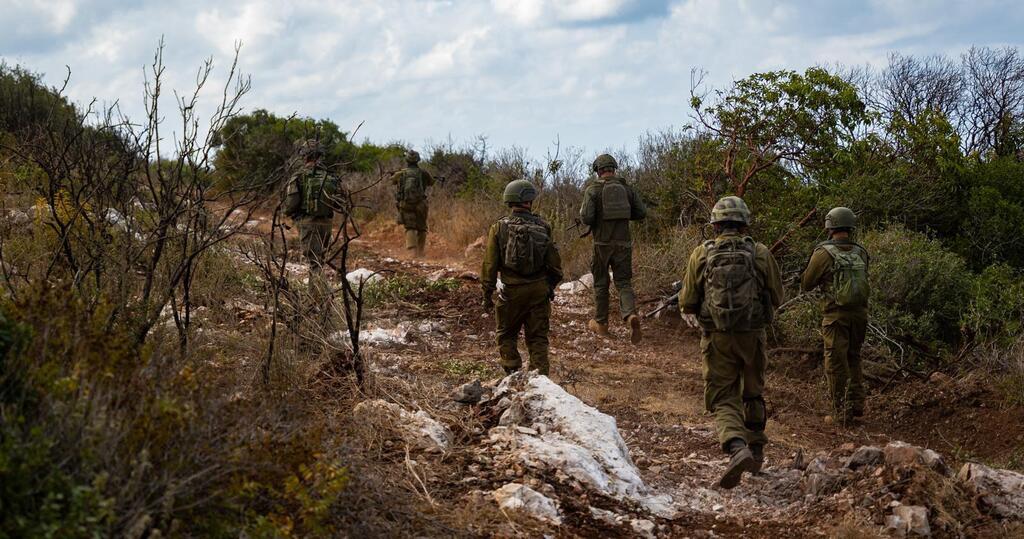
1,45,1023,536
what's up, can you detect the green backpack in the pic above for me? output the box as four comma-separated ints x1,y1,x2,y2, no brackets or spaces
822,244,869,307
500,216,551,277
399,168,425,205
600,178,632,221
701,237,766,331
301,170,338,219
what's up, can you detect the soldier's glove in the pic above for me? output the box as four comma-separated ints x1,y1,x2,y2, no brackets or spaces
482,291,494,311
682,313,700,328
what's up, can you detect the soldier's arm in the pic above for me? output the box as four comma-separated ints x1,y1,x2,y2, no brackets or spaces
761,246,785,309
800,249,830,293
284,175,302,217
579,185,598,227
545,225,564,289
678,246,705,314
422,170,435,188
629,186,647,221
481,223,501,294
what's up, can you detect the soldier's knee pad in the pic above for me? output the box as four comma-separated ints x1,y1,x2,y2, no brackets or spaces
743,396,767,431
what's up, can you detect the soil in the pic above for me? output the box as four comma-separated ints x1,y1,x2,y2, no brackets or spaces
326,221,1024,537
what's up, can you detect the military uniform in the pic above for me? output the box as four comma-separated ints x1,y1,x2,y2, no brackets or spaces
580,155,646,333
482,182,563,375
679,231,785,452
391,151,434,256
285,142,341,273
801,232,870,421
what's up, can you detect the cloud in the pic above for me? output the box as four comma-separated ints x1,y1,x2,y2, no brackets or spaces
1,0,1022,156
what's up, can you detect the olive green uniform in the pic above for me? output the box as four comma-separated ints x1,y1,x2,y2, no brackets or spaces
391,165,435,254
679,231,785,451
579,176,646,324
801,239,870,419
285,164,338,273
481,209,563,375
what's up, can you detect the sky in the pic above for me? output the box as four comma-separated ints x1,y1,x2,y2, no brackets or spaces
3,0,1024,157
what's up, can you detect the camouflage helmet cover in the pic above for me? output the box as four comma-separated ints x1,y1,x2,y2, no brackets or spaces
592,153,617,173
295,138,324,159
406,150,421,164
502,179,538,204
825,207,857,230
710,196,751,225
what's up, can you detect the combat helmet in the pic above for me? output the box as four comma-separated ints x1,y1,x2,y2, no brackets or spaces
825,207,857,230
295,138,324,159
710,196,751,225
592,154,617,173
406,150,421,164
502,179,538,205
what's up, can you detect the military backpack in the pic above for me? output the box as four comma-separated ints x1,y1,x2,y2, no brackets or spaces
398,168,426,205
500,215,551,277
822,244,869,307
599,178,632,221
300,170,339,219
701,236,767,331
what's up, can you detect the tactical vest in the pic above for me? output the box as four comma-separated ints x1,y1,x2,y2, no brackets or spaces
700,236,768,332
599,178,631,221
398,168,425,204
499,215,551,277
822,243,869,307
300,170,338,219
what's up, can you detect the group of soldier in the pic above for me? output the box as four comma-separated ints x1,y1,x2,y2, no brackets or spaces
287,141,871,490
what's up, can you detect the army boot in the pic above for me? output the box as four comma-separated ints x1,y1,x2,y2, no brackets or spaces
627,314,642,344
405,229,419,253
750,444,765,474
719,438,757,489
588,319,609,337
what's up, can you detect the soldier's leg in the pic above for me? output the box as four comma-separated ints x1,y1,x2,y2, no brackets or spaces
495,285,528,372
610,245,636,320
702,332,746,451
847,315,869,415
415,203,428,256
823,320,852,420
522,281,551,376
741,331,769,449
591,245,612,325
404,228,418,252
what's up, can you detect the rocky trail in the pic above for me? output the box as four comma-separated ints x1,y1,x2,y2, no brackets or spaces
296,224,1024,538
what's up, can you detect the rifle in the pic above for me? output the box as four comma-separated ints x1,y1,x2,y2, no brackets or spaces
567,218,591,238
644,280,682,319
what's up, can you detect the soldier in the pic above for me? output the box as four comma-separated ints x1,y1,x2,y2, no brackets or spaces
800,207,870,426
391,150,435,257
284,139,342,274
679,196,784,489
481,180,563,376
580,154,647,344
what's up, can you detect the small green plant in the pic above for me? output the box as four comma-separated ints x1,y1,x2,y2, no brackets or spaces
363,275,460,309
440,358,497,378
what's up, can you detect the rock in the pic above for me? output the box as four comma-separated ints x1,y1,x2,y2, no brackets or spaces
361,327,410,345
426,269,447,282
557,273,594,294
487,372,675,518
884,441,948,475
957,462,1024,518
6,209,29,225
846,446,884,470
803,472,842,497
589,506,622,525
352,399,452,453
631,518,656,538
791,448,806,470
243,219,262,231
492,483,562,524
892,505,930,536
464,236,486,259
458,270,480,281
452,379,485,404
928,371,953,386
346,268,383,286
104,208,127,229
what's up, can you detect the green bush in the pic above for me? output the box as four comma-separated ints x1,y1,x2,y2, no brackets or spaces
861,226,973,348
964,264,1024,344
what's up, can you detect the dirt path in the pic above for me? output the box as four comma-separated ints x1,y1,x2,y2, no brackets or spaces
344,223,1024,537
